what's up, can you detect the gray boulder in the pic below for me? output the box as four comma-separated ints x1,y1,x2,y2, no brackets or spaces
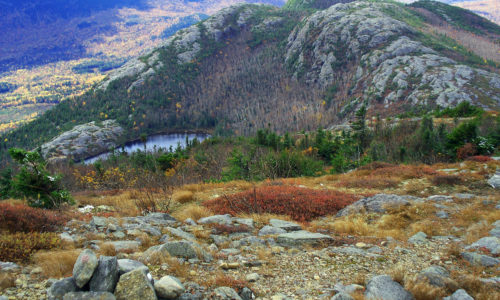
488,169,500,189
63,292,116,300
154,275,185,299
258,226,286,236
408,232,428,244
436,211,449,219
269,219,302,231
89,256,118,292
198,214,232,225
277,230,333,247
233,218,254,228
115,268,157,300
117,259,146,275
461,252,500,267
47,277,80,300
167,227,196,241
103,241,140,253
443,289,474,300
144,241,198,261
337,194,418,216
489,227,500,238
213,287,242,300
0,296,7,300
417,266,456,289
73,249,99,288
364,275,414,300
465,236,500,254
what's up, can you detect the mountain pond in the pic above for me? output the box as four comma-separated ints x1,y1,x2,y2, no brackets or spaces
83,133,209,164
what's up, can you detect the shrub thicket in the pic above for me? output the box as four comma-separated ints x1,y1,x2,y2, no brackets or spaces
204,186,358,221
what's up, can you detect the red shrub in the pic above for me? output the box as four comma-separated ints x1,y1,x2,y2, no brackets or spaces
204,186,358,222
0,203,68,233
371,165,436,179
466,155,492,162
457,143,477,160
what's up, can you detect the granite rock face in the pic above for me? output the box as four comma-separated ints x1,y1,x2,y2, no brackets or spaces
41,120,123,163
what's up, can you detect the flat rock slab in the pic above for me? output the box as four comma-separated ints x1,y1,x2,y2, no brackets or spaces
465,236,500,254
277,230,333,247
117,259,146,276
198,214,232,225
104,241,140,253
269,219,302,231
258,226,286,236
337,194,420,216
461,252,500,267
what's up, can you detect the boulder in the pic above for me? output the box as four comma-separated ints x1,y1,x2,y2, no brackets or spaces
198,215,232,225
115,268,157,300
154,275,185,299
258,226,286,236
269,219,302,231
277,230,333,247
213,287,242,300
103,241,140,253
63,292,116,300
232,218,254,228
465,236,500,254
331,293,354,300
89,256,118,292
167,227,196,241
489,227,500,238
461,252,500,267
117,259,146,275
337,194,418,216
487,169,500,189
47,277,80,300
73,249,99,288
364,275,414,300
443,289,474,300
408,232,428,244
417,266,457,289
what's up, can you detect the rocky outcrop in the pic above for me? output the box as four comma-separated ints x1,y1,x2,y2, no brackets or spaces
41,120,123,163
285,1,500,112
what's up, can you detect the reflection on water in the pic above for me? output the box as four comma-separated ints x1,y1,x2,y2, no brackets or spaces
84,133,209,164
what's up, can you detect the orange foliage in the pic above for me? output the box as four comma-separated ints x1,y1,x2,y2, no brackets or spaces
204,186,358,222
466,155,492,162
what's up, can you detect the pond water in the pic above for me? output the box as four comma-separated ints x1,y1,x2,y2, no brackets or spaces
84,133,209,164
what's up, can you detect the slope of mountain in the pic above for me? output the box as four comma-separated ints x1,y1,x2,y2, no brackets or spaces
1,0,500,161
453,0,500,25
0,0,285,133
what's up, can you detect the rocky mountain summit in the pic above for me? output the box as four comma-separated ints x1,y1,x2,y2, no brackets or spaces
3,0,500,158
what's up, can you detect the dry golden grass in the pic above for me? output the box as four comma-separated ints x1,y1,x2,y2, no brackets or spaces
141,249,171,265
353,273,367,286
0,272,15,291
389,264,407,285
404,276,446,300
33,249,81,278
173,190,195,204
164,257,189,280
75,190,139,217
192,227,211,240
332,217,372,236
171,204,212,222
455,274,500,300
464,221,491,244
98,243,117,257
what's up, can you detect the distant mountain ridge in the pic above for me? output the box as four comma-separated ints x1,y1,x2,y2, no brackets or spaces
1,0,499,161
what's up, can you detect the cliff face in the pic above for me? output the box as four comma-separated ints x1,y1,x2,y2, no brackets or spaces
2,0,500,159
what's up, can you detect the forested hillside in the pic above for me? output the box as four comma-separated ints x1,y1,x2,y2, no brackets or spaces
1,0,500,162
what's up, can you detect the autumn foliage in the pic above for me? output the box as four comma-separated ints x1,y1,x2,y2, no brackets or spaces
0,232,60,262
204,186,358,222
0,203,68,233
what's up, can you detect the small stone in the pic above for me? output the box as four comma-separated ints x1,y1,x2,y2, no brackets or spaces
47,277,80,300
213,287,242,300
443,289,474,300
73,249,98,288
89,256,119,292
154,275,185,299
245,273,260,282
114,268,156,300
408,232,427,244
355,242,368,248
